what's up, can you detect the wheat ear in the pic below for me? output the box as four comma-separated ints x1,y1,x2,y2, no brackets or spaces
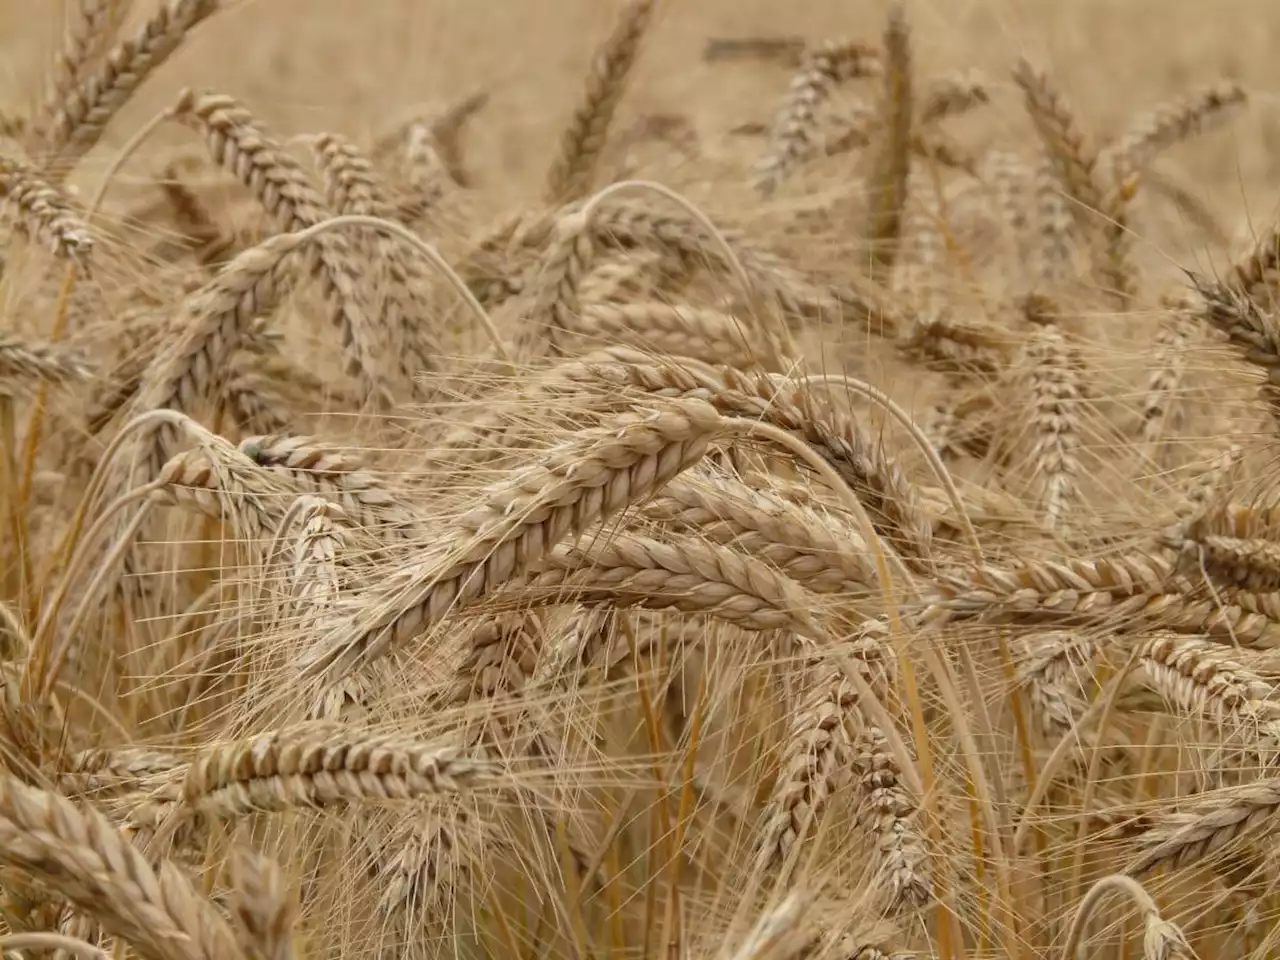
0,774,240,960
545,0,657,205
228,849,296,960
1014,57,1104,224
304,398,724,680
754,40,882,196
45,0,221,167
864,4,913,281
182,725,499,817
176,92,391,403
0,153,94,261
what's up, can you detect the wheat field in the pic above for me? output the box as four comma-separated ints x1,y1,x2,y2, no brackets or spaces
3,2,1280,960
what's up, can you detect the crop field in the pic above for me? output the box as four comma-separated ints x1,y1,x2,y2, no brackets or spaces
2,2,1280,960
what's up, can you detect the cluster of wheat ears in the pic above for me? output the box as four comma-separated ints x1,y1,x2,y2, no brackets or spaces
1,1,1280,959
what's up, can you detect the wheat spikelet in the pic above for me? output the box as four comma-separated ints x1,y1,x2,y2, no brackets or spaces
642,473,875,594
518,210,596,358
918,70,988,124
864,5,913,281
0,335,92,386
38,0,137,138
528,532,826,635
754,40,882,197
574,301,774,368
1134,633,1280,731
1017,631,1101,736
45,0,221,164
756,664,855,875
545,0,657,205
237,434,420,538
1130,778,1280,875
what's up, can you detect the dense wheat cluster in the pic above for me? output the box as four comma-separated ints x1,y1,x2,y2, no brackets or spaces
4,1,1280,959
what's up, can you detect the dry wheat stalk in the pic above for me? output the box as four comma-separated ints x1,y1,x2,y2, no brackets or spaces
545,0,657,205
0,154,93,261
755,39,882,197
46,0,221,165
864,5,912,281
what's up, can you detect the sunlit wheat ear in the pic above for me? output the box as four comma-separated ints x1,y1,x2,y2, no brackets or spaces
0,773,240,960
0,153,94,262
754,39,881,197
309,131,442,395
755,664,855,879
37,0,136,138
175,92,392,404
43,0,222,170
545,0,657,206
864,4,912,282
303,398,725,681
